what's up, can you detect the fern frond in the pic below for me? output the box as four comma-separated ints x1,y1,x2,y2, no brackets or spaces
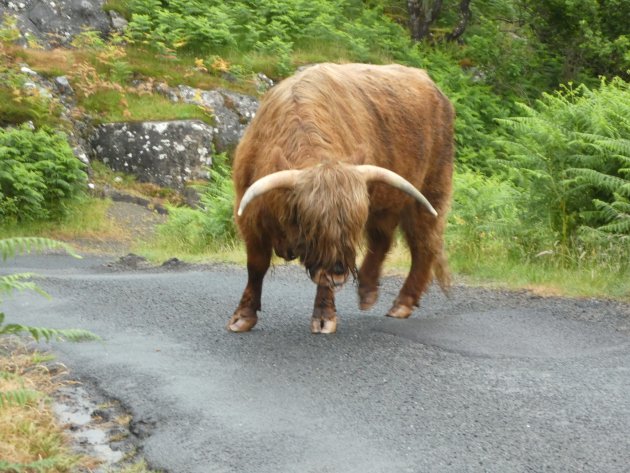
0,323,100,342
0,237,80,261
0,273,48,298
591,199,630,234
568,168,630,197
598,137,630,156
598,218,630,234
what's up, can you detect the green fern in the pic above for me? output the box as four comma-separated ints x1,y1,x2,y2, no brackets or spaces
569,168,630,197
0,236,79,261
0,126,87,222
498,77,630,244
157,153,237,252
591,198,630,234
0,314,99,342
0,237,99,343
0,272,46,296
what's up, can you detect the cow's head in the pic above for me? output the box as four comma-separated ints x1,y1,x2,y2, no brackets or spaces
237,163,437,289
288,164,368,288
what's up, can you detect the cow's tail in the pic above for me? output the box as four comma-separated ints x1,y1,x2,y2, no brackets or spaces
433,251,452,295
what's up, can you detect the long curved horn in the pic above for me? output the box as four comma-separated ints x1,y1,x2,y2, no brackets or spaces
353,164,438,217
237,169,302,216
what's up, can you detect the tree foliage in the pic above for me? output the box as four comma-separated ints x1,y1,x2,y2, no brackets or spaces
521,0,630,83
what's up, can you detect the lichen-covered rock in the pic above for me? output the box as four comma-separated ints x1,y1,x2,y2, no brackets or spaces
89,121,214,190
176,86,259,152
0,0,113,47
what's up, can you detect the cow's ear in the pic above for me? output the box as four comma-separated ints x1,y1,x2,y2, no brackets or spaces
271,146,291,170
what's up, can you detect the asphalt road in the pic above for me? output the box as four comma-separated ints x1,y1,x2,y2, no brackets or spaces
3,254,630,473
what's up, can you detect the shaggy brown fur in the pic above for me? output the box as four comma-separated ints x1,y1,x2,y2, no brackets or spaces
286,163,370,279
228,63,455,334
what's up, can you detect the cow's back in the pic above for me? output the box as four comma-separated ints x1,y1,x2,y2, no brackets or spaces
233,63,454,200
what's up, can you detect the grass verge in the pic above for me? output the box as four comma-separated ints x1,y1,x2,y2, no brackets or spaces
135,236,246,266
0,338,160,473
0,198,123,243
386,240,630,301
0,339,88,472
2,196,626,301
139,230,630,302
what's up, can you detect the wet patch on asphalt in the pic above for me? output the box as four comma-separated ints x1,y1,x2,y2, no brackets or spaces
53,379,146,471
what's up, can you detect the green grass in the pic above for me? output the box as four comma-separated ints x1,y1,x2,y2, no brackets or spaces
0,87,63,128
135,219,246,265
123,47,258,94
0,198,120,242
364,237,630,301
448,251,630,300
136,239,246,266
81,90,215,124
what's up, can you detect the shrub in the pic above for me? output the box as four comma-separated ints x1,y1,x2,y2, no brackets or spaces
497,77,630,246
447,169,529,262
0,126,87,222
124,0,412,63
155,153,236,252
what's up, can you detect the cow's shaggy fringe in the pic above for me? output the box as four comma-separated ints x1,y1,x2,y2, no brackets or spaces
286,163,369,278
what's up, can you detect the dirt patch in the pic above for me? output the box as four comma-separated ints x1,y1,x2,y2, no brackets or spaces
71,200,168,256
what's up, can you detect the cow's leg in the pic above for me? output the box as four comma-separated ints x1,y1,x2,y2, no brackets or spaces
389,188,450,319
311,285,337,334
227,239,271,332
357,211,399,310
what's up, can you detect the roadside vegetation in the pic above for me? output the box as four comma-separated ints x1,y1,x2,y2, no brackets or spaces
0,346,157,472
0,237,159,471
0,339,157,472
0,340,87,473
0,237,93,472
1,0,628,301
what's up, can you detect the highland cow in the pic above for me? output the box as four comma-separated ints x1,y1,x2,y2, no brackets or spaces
228,63,455,334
